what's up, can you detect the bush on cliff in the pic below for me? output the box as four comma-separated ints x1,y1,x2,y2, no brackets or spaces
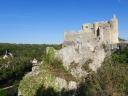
82,46,128,96
0,89,7,96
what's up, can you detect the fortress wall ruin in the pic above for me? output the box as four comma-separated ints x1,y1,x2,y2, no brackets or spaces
63,15,119,47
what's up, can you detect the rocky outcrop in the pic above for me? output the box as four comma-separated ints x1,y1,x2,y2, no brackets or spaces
18,63,77,96
18,40,106,96
56,40,106,79
68,81,77,90
54,77,67,91
55,77,77,91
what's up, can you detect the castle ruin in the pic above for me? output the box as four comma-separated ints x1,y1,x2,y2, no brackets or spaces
63,15,119,47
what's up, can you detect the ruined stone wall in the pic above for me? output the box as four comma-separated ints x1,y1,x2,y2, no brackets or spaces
63,32,96,48
63,15,119,47
111,15,119,44
63,32,78,47
98,22,112,44
82,24,94,33
80,32,95,46
97,15,119,44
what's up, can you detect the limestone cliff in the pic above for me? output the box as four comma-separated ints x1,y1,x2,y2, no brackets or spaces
56,38,106,79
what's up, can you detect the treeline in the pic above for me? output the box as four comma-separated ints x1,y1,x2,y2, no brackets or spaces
0,43,61,61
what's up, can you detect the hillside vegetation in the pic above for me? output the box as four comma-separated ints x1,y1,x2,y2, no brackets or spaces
0,43,61,96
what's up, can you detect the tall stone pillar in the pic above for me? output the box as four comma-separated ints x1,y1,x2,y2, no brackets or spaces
111,15,119,43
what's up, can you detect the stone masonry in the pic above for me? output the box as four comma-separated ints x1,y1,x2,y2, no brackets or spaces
63,15,119,47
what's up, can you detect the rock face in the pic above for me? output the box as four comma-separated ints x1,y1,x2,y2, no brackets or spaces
55,77,67,91
68,81,77,90
56,46,80,70
54,77,77,91
56,40,106,78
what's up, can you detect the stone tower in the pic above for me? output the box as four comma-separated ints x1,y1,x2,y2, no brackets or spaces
111,15,119,44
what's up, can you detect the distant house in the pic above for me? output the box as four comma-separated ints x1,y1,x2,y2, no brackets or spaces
3,50,13,60
32,58,38,65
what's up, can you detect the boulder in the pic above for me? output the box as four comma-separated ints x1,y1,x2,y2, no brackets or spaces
55,77,67,91
68,81,77,90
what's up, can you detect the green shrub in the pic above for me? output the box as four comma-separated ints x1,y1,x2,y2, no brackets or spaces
0,89,7,96
112,47,128,64
45,47,56,64
44,47,64,69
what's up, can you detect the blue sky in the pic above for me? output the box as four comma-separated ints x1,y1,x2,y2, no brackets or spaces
0,0,128,44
